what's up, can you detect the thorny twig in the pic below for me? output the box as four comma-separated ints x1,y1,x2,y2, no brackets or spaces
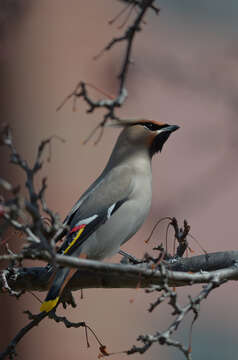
128,264,226,360
0,125,64,256
46,312,123,358
57,0,159,143
48,312,105,349
0,306,105,360
146,216,205,260
94,0,159,93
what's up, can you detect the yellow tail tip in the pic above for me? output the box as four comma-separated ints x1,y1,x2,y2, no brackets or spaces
40,297,60,313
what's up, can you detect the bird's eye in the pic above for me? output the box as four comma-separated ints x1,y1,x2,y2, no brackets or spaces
143,123,158,131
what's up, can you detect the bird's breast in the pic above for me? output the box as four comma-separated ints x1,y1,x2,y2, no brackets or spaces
80,176,152,260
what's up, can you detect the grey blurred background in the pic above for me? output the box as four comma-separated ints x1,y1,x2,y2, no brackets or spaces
1,1,238,359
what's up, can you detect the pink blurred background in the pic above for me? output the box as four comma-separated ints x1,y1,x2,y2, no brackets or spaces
1,1,238,359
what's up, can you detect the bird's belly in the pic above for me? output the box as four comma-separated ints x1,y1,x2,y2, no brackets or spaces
80,198,151,260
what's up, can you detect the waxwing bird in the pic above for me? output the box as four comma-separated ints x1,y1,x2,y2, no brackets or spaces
40,120,179,312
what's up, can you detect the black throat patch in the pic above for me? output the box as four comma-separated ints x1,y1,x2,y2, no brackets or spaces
150,131,171,155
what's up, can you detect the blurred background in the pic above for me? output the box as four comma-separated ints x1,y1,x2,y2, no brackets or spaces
1,0,238,359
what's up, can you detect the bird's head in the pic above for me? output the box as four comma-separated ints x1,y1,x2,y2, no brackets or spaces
109,119,180,156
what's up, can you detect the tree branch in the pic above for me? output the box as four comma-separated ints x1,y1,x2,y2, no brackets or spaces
1,251,238,295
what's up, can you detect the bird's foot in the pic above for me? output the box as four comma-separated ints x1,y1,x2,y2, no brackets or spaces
119,250,143,264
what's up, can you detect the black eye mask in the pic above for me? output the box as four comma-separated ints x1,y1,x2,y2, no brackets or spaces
140,122,169,131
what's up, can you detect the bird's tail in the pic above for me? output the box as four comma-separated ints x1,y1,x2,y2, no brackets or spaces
40,267,71,313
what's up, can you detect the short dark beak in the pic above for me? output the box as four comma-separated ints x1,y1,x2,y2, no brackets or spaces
163,125,180,133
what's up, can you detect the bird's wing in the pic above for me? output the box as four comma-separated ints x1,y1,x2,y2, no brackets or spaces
58,166,134,256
